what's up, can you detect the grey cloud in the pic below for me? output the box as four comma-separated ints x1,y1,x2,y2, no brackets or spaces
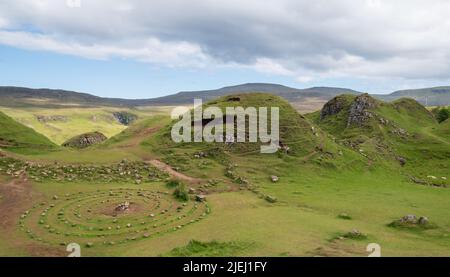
1,0,450,81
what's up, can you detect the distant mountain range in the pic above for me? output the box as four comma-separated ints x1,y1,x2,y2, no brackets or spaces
0,83,449,111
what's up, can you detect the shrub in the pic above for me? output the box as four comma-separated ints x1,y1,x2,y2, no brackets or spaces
166,179,182,188
173,183,189,202
437,108,449,123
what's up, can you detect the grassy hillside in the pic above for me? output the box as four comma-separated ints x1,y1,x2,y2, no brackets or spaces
309,94,449,186
0,93,449,257
0,111,57,154
0,106,171,145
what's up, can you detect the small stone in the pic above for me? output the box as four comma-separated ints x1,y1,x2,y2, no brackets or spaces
418,216,429,225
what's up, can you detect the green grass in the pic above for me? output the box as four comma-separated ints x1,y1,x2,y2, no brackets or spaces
0,95,449,257
0,111,57,154
164,240,254,257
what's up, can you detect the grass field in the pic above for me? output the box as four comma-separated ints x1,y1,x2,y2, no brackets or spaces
0,94,449,257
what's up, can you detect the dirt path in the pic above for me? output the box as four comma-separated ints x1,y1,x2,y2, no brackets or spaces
0,175,65,257
147,159,203,184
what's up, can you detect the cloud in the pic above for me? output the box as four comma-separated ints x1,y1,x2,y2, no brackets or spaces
1,0,450,83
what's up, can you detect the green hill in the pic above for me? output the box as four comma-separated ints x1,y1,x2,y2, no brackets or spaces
0,111,57,154
309,94,449,185
153,93,321,157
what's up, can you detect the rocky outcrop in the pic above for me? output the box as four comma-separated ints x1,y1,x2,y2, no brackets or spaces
36,115,68,123
62,131,107,149
113,112,137,126
320,95,348,120
347,94,378,127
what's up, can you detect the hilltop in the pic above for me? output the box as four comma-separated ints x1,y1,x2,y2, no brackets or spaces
375,86,450,106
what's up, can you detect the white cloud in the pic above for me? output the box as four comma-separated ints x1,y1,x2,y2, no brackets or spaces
0,30,211,67
1,0,450,83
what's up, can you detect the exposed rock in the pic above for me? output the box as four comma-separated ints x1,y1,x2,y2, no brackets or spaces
320,96,348,120
113,111,137,126
411,177,427,185
400,214,417,224
391,127,409,137
195,195,206,202
396,156,407,166
115,201,130,212
347,94,377,127
36,115,68,123
62,131,107,149
270,175,279,183
418,216,429,225
265,195,278,203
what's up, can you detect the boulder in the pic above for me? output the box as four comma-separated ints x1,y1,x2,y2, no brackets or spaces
400,214,417,224
265,195,278,203
195,195,206,202
418,216,429,225
270,175,279,183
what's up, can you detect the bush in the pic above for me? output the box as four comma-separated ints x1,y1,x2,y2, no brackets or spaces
433,107,450,123
437,108,449,123
173,183,189,202
166,179,182,188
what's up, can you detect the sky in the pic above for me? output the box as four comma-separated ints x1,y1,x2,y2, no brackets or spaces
1,0,450,98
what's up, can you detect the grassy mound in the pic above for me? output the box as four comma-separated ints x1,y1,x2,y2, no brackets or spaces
155,93,320,157
62,131,107,149
0,111,57,154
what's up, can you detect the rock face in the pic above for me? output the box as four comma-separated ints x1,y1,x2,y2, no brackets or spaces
36,115,68,123
62,131,107,149
113,112,137,126
347,94,377,127
320,95,348,120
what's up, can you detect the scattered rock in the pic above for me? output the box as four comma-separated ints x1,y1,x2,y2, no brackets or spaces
343,229,367,240
265,195,278,203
